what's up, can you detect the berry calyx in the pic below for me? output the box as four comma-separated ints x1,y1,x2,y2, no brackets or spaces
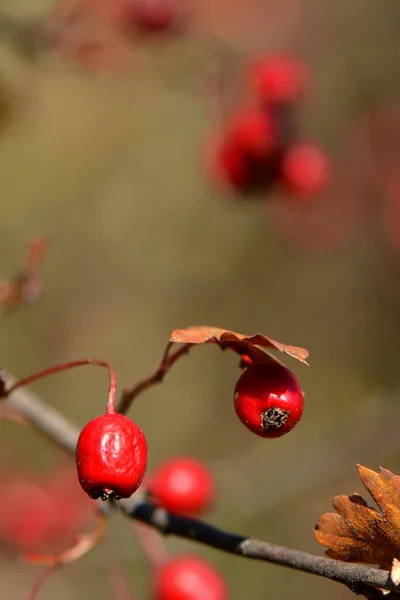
234,363,304,438
249,55,310,105
148,457,215,516
76,413,148,500
281,142,331,198
154,555,228,600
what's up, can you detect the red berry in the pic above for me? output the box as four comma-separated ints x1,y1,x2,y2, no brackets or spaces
209,107,279,195
213,135,252,192
226,107,276,157
154,555,228,600
76,413,148,500
281,142,331,198
124,0,184,34
249,55,310,105
0,468,94,554
148,457,215,516
234,363,304,438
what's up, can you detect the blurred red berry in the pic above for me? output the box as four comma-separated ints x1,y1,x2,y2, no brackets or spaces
234,363,304,438
226,107,276,157
148,457,215,516
281,142,331,198
0,467,95,554
382,180,400,251
249,55,310,105
211,135,251,192
154,555,228,600
123,0,184,34
209,107,281,195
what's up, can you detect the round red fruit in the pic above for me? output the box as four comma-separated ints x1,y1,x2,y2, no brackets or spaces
154,555,228,600
125,0,183,35
148,457,215,516
234,363,304,438
76,413,148,500
281,142,331,198
226,107,276,157
249,55,310,105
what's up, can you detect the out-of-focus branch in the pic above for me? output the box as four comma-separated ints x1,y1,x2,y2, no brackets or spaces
2,374,400,596
116,342,192,414
2,371,78,455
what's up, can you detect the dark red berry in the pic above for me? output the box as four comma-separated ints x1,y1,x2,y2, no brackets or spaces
76,413,148,500
281,142,331,198
209,107,280,195
154,555,228,600
226,107,276,157
234,363,304,438
148,457,215,516
249,55,310,105
124,0,184,35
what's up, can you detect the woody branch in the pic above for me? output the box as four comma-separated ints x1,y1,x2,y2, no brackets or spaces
2,372,399,597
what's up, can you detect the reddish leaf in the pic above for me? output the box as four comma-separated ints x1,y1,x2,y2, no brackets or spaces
170,325,309,365
315,465,400,568
0,236,50,313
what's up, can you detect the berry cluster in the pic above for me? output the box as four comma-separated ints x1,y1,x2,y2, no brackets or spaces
210,55,331,201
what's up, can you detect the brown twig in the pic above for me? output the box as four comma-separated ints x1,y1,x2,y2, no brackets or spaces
116,342,192,414
2,370,400,595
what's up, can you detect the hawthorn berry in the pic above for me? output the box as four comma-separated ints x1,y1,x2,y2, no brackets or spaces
124,0,184,35
154,555,228,600
226,107,276,157
0,467,94,554
249,55,310,105
281,142,331,198
234,363,304,438
76,412,148,500
210,107,280,195
148,457,215,516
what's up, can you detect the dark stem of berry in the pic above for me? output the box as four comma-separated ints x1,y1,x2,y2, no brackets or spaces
261,407,290,429
4,358,117,415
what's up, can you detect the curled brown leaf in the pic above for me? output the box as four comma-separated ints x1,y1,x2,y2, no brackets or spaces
315,465,400,569
170,325,309,366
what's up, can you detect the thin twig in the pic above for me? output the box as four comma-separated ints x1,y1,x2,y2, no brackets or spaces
118,499,400,595
26,565,57,600
3,371,400,595
116,343,192,414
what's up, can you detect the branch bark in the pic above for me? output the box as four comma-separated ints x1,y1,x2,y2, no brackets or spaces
2,373,400,595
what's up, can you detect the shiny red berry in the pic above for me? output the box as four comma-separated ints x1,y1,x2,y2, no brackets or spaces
249,55,310,105
76,413,148,500
234,363,304,438
154,555,228,600
281,142,331,198
148,457,215,516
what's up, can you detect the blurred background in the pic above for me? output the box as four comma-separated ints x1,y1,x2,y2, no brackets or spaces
0,0,400,598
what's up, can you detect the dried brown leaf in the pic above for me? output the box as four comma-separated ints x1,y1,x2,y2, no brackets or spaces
170,325,309,365
315,466,400,568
